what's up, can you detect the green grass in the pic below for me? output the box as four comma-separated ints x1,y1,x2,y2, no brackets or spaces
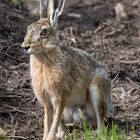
92,125,127,140
68,126,128,140
66,119,136,140
82,116,91,140
11,0,37,6
11,0,21,5
0,134,7,140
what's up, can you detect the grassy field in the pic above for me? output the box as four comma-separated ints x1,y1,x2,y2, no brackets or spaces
66,118,138,140
67,125,137,140
0,118,139,140
0,124,137,140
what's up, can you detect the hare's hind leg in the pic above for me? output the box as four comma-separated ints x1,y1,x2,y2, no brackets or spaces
85,96,96,128
89,77,107,132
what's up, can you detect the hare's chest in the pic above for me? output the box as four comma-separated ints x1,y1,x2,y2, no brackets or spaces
30,66,47,104
31,64,62,101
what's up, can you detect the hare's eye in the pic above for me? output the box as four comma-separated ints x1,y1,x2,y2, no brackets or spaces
40,28,48,36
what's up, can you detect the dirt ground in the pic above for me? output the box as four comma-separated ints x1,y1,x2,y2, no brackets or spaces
0,0,139,139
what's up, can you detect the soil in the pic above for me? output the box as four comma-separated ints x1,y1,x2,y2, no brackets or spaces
0,0,139,139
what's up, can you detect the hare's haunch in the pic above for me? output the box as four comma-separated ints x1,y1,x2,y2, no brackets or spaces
22,0,112,140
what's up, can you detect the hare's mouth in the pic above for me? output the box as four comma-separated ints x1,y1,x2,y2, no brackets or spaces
26,48,33,54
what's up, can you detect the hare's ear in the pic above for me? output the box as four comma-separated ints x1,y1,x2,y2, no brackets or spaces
48,0,65,28
40,0,48,18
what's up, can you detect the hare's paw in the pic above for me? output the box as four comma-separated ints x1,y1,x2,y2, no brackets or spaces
43,134,48,140
56,131,68,140
47,134,56,140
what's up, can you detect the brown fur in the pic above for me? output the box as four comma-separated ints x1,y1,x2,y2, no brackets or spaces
22,17,112,140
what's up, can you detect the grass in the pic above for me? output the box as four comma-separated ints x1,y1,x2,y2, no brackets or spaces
66,118,138,140
68,126,128,140
11,0,37,6
92,125,127,140
11,0,21,6
0,120,139,140
0,134,7,140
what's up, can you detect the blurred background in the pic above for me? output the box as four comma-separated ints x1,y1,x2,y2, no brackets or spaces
0,0,139,139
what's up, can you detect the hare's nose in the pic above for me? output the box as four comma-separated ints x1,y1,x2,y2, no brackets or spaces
22,42,30,51
24,46,30,52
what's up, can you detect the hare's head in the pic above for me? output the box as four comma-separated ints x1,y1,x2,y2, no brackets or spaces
22,0,65,54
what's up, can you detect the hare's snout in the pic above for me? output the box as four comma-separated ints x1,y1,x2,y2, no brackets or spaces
24,46,30,52
22,43,32,54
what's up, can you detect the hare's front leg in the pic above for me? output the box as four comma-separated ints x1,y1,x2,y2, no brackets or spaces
47,101,64,140
57,119,67,140
43,104,53,140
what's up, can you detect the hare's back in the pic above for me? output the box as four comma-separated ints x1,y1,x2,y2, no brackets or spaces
61,46,110,89
61,46,102,72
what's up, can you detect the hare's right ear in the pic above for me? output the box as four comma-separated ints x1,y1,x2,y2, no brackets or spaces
40,0,48,18
47,0,65,28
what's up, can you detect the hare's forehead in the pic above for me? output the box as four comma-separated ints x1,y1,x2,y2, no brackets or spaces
27,22,49,33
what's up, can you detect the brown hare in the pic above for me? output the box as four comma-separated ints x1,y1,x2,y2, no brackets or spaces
22,0,112,139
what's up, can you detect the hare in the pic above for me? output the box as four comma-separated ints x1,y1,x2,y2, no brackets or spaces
22,0,112,140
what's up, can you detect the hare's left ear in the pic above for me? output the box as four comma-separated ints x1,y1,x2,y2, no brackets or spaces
47,0,65,28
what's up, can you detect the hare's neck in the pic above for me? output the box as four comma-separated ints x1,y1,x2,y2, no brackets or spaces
30,48,63,82
30,47,62,68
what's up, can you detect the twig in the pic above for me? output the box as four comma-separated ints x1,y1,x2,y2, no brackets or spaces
0,95,21,98
0,51,23,63
120,60,140,65
4,104,26,114
125,113,139,117
94,24,105,34
12,121,18,140
0,61,28,71
126,77,140,87
6,136,27,139
111,71,120,85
